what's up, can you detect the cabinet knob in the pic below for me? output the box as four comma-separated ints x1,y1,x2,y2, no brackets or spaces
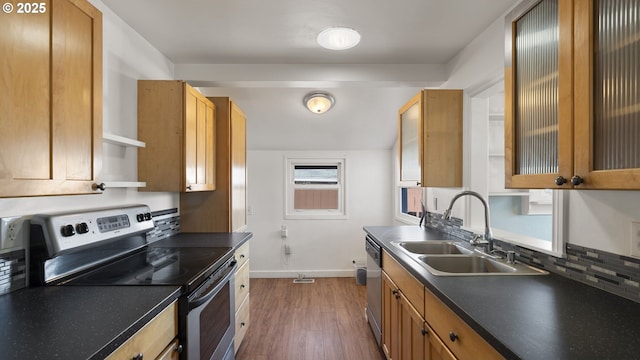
571,175,584,186
241,322,246,327
416,181,421,186
421,328,428,336
241,284,245,289
186,185,192,190
449,331,459,342
391,289,400,299
554,176,566,186
93,182,106,191
175,344,183,354
132,353,143,360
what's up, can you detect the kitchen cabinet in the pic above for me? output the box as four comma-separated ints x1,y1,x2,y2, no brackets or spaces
234,241,251,353
505,0,640,190
398,90,463,187
425,289,503,360
180,97,248,232
138,80,216,192
106,300,179,360
0,0,103,198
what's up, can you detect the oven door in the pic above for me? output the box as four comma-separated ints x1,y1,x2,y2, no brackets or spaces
186,259,236,360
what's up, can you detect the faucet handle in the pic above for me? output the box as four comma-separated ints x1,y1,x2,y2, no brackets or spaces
470,234,487,245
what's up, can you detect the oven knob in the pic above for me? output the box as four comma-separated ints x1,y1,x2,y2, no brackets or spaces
144,212,152,221
136,214,144,222
60,224,75,237
76,222,89,234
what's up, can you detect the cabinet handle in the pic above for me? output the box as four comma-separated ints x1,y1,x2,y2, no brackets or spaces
554,176,566,186
449,331,459,342
392,289,400,299
186,185,192,190
240,254,245,258
571,175,584,186
93,182,106,191
416,181,421,186
421,328,428,336
132,353,143,360
175,344,183,354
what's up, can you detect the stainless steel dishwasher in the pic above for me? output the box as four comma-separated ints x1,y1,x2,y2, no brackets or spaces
365,235,382,346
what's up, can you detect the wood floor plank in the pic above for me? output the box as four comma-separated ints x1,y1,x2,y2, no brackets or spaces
236,278,384,360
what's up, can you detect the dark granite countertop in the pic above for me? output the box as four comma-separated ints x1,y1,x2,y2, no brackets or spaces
364,225,640,360
0,285,181,360
153,232,252,248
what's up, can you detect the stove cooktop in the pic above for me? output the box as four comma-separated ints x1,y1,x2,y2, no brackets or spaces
67,246,233,293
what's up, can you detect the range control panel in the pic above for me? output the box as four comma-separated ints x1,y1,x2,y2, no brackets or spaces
31,205,155,256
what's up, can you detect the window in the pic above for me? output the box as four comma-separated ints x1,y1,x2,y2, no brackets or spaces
396,187,425,223
285,157,346,219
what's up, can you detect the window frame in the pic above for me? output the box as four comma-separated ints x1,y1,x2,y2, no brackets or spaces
284,156,347,220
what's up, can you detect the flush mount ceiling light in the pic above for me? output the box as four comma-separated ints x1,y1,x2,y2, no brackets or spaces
303,91,335,114
317,27,361,50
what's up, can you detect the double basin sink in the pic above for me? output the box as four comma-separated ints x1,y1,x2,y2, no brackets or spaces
392,240,548,276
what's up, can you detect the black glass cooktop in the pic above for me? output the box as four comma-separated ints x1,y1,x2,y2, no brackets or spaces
68,246,232,293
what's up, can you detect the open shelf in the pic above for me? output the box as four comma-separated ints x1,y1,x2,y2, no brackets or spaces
103,132,146,148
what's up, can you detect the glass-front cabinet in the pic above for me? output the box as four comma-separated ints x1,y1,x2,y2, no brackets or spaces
505,0,640,189
398,90,463,188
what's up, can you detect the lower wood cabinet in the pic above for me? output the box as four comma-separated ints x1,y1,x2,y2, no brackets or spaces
234,241,250,353
425,289,504,360
106,300,178,360
382,249,503,360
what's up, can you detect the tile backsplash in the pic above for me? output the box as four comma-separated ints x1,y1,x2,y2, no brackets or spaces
0,249,27,295
426,211,640,303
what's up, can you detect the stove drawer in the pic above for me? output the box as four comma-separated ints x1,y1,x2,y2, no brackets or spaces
235,295,250,353
236,241,250,269
106,300,178,360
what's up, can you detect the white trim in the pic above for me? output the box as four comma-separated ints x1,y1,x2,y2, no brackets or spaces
394,185,423,225
284,155,347,220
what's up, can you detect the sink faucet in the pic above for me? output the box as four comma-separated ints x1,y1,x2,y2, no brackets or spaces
442,190,494,253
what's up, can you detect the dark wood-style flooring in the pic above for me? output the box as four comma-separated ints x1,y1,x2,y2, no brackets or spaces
236,277,385,360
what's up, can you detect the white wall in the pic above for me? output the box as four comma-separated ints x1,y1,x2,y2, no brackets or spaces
0,0,178,221
247,150,392,277
435,3,640,257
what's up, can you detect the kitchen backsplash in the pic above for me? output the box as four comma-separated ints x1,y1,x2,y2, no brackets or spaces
147,208,181,242
426,211,640,303
0,249,27,295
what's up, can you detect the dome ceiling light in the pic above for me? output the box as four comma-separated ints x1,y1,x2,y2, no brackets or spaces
303,91,335,114
317,27,361,50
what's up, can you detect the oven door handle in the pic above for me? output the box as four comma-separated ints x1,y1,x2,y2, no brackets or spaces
188,260,237,310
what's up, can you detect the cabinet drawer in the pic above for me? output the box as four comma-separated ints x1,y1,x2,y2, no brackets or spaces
106,301,178,360
156,339,181,360
235,241,250,268
382,250,425,316
234,295,250,353
425,290,503,360
235,260,250,312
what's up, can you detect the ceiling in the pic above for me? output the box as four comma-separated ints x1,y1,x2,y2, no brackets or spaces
102,0,518,150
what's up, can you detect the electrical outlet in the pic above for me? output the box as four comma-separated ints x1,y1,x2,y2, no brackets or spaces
631,221,640,257
1,216,25,251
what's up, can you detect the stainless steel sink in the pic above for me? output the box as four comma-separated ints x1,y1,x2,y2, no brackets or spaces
418,255,548,276
393,241,473,255
392,240,548,276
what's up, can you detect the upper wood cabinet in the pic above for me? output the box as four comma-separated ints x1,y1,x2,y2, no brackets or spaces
399,90,463,187
0,0,103,198
180,97,247,232
505,0,640,190
138,80,216,192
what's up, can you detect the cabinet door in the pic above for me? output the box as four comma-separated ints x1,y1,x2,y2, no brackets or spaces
382,272,400,360
505,0,574,189
399,293,425,360
573,0,640,189
184,85,215,192
0,0,102,197
230,103,247,231
425,324,456,360
399,93,421,184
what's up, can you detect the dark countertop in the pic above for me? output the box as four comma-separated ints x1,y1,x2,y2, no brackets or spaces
0,285,181,360
364,225,640,360
153,232,253,248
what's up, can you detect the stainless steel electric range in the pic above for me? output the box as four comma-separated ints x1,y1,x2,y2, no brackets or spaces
29,204,236,360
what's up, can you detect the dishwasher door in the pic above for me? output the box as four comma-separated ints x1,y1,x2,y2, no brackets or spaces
365,236,382,346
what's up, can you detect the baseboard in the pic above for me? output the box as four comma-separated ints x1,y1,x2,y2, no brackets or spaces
250,270,353,278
